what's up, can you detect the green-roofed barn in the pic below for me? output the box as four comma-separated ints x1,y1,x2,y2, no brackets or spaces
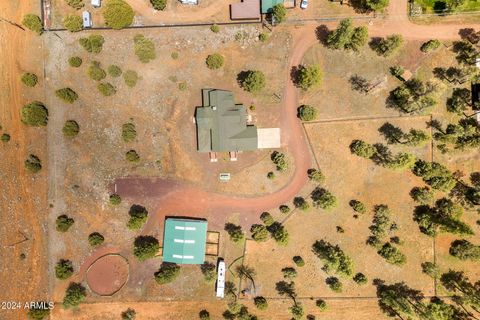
162,218,208,265
196,89,258,153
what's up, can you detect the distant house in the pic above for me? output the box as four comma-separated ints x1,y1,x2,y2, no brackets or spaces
162,218,208,265
91,0,101,8
195,89,281,154
82,11,92,28
231,0,261,20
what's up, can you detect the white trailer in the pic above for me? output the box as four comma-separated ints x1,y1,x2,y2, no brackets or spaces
216,260,226,298
82,11,92,28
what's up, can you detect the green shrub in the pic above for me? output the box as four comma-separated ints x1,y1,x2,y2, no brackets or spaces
88,232,105,247
199,310,210,320
350,139,376,158
97,82,116,96
22,14,43,35
134,34,156,63
103,0,135,30
79,34,105,53
349,199,366,214
178,82,187,91
133,235,159,261
200,262,216,282
260,212,274,226
56,88,78,103
370,35,403,57
296,65,322,90
311,187,338,210
155,262,181,284
259,32,269,42
68,56,82,67
27,305,50,320
107,65,122,77
241,70,266,93
1,134,11,142
297,105,317,121
63,282,86,308
377,243,406,265
225,223,244,243
25,155,42,173
88,61,107,81
293,197,310,211
127,204,148,230
293,256,305,267
150,0,167,10
210,24,220,33
279,205,290,214
109,194,121,205
307,168,325,183
122,122,137,142
126,149,140,162
63,15,83,32
21,102,48,126
421,39,441,53
55,259,74,280
62,120,80,137
271,151,288,171
390,65,404,77
56,215,74,232
171,52,179,59
206,53,224,69
281,267,297,279
250,224,270,242
269,222,289,246
121,308,136,320
267,171,275,179
124,70,140,87
21,73,38,87
326,276,342,292
272,3,287,23
353,272,368,285
66,0,85,9
316,299,327,311
254,296,268,310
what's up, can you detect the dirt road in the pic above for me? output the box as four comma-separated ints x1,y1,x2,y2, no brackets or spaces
0,1,49,319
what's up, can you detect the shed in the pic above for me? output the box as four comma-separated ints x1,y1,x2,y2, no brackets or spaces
162,218,208,265
91,0,101,8
231,0,261,20
180,0,198,4
82,11,92,28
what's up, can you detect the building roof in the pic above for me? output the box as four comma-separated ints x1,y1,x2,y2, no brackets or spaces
196,89,258,152
257,128,281,148
261,0,284,13
163,218,208,265
231,0,261,20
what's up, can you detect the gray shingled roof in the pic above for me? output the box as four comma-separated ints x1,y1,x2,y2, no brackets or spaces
196,89,258,152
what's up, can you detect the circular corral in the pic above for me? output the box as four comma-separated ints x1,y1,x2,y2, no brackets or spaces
86,254,130,296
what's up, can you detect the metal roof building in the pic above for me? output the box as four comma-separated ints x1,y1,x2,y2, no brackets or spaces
196,89,258,153
231,0,261,20
261,0,284,13
162,218,208,265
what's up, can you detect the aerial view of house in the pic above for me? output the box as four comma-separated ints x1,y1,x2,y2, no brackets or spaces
1,0,480,320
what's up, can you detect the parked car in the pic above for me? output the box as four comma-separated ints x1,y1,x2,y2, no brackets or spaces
300,0,308,9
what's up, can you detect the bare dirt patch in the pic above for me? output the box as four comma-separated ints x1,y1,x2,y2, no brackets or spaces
86,254,130,296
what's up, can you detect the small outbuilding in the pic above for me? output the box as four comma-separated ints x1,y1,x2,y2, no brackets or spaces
162,218,208,265
91,0,101,8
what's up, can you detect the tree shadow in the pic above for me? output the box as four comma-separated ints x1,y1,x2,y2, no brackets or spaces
290,65,301,87
458,28,480,44
315,24,330,45
378,122,404,144
236,71,249,87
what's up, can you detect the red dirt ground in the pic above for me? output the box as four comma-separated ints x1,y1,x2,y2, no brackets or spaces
86,254,130,296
